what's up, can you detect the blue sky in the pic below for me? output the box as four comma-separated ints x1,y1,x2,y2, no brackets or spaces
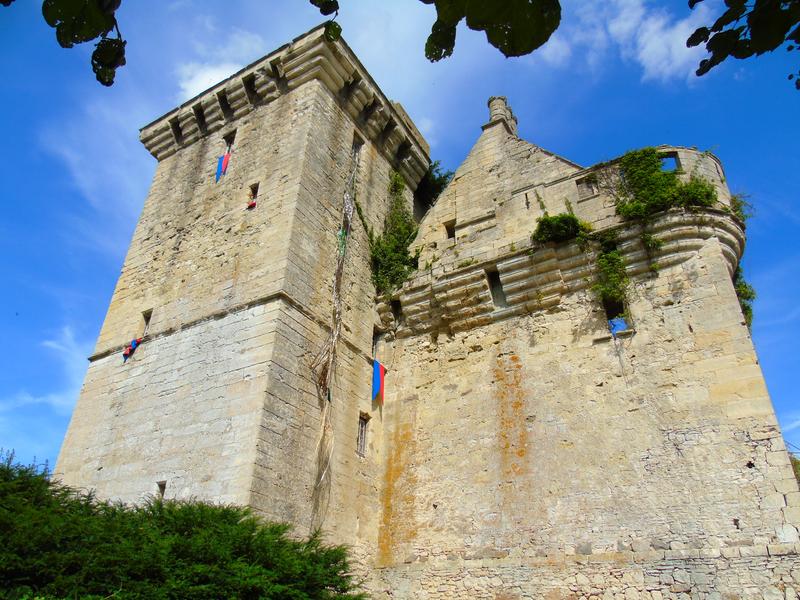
0,1,798,467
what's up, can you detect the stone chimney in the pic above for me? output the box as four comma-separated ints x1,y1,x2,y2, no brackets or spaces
485,96,518,136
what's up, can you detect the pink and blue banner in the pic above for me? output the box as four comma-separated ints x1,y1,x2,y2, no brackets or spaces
215,152,231,182
372,359,386,406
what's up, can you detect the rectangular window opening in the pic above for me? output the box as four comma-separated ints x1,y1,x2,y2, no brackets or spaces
576,174,599,200
141,309,153,337
242,73,259,105
372,327,383,356
390,299,403,325
659,152,680,172
223,129,236,151
169,117,183,144
486,268,508,308
216,90,234,121
352,132,364,161
444,219,456,240
156,480,166,498
602,297,626,321
249,182,260,199
192,103,208,135
357,413,370,457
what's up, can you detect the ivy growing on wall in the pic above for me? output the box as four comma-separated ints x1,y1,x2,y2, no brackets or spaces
734,266,756,328
356,171,420,297
611,148,718,221
531,213,592,245
529,214,629,317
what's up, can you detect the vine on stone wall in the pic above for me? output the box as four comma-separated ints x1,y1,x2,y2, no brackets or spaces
734,266,756,328
531,213,592,245
356,171,420,297
530,214,629,317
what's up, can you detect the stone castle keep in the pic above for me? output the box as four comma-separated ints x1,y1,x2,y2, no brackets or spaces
56,25,800,598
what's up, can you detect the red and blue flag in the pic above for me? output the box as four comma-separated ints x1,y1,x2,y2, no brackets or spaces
372,359,386,406
215,152,231,182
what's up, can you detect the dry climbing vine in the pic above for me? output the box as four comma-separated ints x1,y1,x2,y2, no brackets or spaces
309,143,361,529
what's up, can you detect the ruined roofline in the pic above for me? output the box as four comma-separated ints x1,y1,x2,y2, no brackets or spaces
510,145,727,198
382,208,745,338
138,23,430,187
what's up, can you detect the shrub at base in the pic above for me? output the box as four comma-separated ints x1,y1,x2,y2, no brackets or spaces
0,453,365,600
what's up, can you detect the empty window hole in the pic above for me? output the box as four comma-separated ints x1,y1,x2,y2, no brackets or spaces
141,309,153,337
486,268,508,308
390,299,403,324
357,413,370,457
444,220,456,240
602,297,625,321
733,518,740,529
372,327,383,356
223,129,236,151
249,183,259,199
660,153,679,172
156,480,166,498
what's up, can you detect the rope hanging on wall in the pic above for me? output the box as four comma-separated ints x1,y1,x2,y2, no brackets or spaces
309,143,361,530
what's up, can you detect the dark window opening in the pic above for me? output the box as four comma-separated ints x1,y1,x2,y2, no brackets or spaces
444,220,456,240
352,132,364,159
141,309,153,337
249,183,260,199
242,73,259,105
357,413,370,457
156,480,166,498
602,297,626,321
216,90,234,120
192,103,208,135
169,117,183,144
660,152,680,172
223,130,236,151
390,299,403,325
372,327,383,355
486,268,508,308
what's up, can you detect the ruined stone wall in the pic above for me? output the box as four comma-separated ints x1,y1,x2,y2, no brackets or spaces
366,100,799,597
370,228,800,597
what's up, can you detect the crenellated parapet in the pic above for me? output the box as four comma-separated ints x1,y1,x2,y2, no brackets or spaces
139,25,430,189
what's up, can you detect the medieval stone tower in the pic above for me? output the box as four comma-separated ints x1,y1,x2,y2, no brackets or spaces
56,25,800,598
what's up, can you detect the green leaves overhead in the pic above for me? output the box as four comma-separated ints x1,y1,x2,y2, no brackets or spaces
42,0,117,48
421,0,562,61
688,0,800,89
91,36,126,86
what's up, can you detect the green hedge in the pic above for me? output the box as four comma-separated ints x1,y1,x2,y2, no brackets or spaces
0,454,365,600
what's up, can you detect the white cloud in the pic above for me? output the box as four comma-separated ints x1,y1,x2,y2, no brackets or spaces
175,29,266,101
529,0,715,83
0,327,92,416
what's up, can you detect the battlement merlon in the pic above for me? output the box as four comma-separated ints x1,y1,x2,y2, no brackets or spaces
138,24,431,189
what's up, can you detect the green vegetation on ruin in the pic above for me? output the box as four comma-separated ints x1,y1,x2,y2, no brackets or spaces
357,171,421,297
